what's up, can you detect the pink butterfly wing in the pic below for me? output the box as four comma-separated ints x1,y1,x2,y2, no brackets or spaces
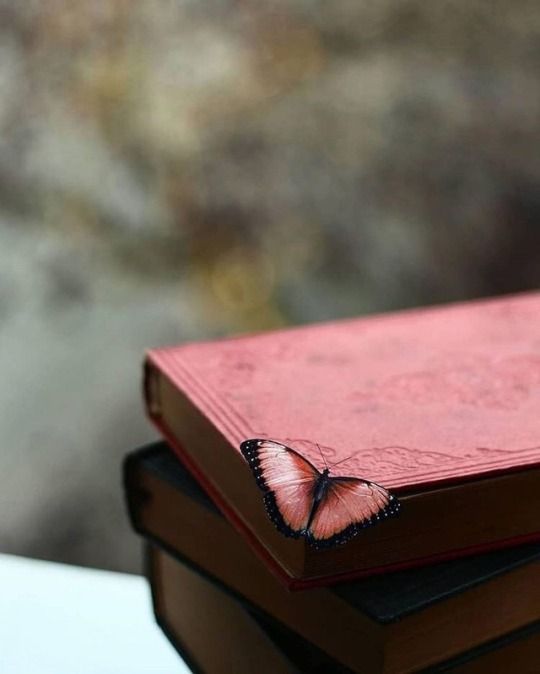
308,477,400,548
241,439,320,537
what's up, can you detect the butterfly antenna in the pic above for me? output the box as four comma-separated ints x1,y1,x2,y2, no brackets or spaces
316,443,329,470
329,450,361,468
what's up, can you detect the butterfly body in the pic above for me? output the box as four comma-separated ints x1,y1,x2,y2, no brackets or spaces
241,439,400,549
312,468,331,502
298,468,330,535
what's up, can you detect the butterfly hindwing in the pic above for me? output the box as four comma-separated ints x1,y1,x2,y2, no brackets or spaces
307,477,400,548
240,439,320,538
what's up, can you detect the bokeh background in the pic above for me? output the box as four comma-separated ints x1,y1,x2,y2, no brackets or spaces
1,1,539,574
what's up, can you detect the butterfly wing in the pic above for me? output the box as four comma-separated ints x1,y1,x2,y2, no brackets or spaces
240,439,320,538
307,477,400,548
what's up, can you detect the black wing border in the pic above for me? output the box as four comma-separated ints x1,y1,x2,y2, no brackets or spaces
240,438,320,539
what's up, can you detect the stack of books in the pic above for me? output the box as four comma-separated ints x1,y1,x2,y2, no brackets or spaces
125,291,540,673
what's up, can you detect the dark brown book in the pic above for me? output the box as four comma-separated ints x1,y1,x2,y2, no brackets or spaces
148,543,296,674
148,543,351,674
126,443,540,673
144,292,540,587
148,543,540,674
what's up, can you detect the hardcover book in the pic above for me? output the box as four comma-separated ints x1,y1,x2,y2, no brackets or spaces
148,543,540,674
144,291,540,587
147,543,351,674
147,543,297,674
125,443,540,673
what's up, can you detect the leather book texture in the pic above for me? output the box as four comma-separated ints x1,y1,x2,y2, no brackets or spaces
147,292,540,490
143,292,540,585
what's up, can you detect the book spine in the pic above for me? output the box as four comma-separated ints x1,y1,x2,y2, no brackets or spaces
143,359,163,418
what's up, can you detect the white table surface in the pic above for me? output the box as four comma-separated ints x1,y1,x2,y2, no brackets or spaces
0,553,189,674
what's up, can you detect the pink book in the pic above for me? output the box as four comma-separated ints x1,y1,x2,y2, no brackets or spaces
144,291,540,588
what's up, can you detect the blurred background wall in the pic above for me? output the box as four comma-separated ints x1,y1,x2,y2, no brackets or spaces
0,1,539,573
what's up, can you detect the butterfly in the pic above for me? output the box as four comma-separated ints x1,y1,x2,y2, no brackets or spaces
240,439,400,549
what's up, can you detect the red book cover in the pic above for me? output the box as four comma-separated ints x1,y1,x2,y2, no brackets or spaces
144,291,540,587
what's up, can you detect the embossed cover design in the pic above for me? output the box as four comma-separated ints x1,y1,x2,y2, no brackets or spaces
147,292,540,491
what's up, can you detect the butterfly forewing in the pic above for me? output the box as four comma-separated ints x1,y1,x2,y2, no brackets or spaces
308,477,399,548
241,439,320,536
